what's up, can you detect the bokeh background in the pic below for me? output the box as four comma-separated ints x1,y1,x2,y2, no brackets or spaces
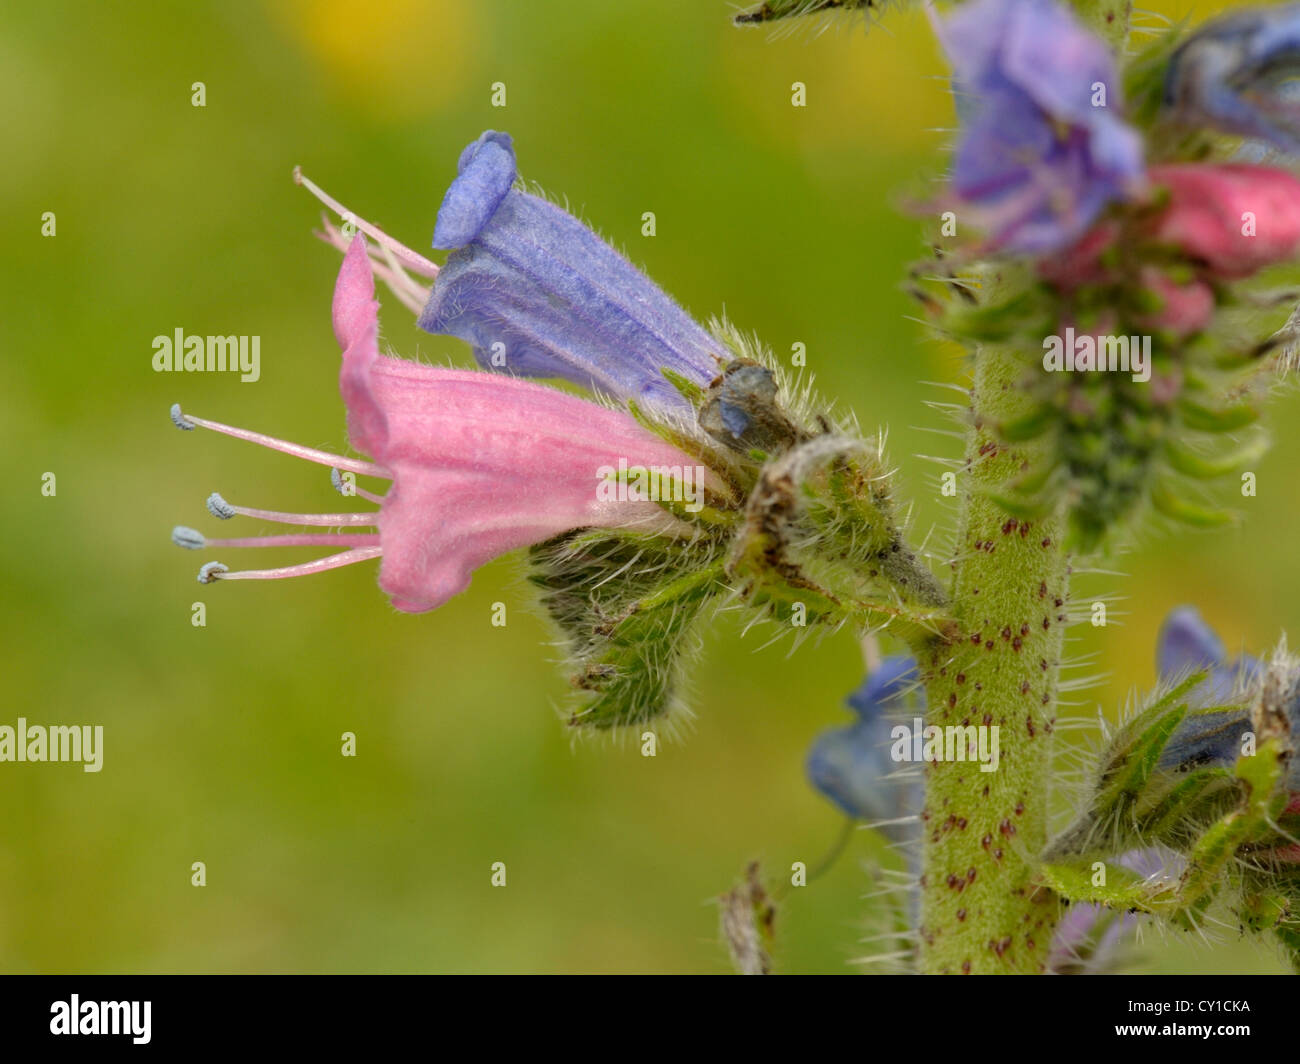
2,0,1289,973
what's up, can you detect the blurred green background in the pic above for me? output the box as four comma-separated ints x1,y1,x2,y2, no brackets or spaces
1,0,1290,973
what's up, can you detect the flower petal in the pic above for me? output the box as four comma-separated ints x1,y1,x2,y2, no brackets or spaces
333,234,389,458
420,132,724,410
1157,605,1227,678
432,130,517,251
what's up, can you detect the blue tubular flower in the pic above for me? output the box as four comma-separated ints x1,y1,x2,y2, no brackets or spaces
805,656,921,842
1165,4,1300,155
1155,606,1264,776
418,131,725,413
932,0,1144,253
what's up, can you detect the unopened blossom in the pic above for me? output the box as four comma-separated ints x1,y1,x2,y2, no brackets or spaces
1145,163,1300,279
1164,4,1300,154
1040,241,1215,336
1154,606,1269,778
932,0,1144,254
418,131,724,413
172,235,709,613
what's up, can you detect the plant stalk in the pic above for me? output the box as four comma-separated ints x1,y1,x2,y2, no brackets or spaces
916,342,1071,974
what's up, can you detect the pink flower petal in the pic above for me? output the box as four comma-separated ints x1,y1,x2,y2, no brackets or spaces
331,241,715,613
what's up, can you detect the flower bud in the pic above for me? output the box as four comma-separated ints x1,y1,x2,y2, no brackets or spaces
1145,163,1300,279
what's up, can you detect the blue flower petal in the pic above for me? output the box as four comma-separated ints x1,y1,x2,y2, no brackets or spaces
1156,605,1227,679
808,656,922,841
935,0,1144,254
845,655,920,720
432,131,518,251
805,721,918,838
420,132,723,411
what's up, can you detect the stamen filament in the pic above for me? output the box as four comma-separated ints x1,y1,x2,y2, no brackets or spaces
376,236,434,311
170,404,389,478
293,167,440,278
316,218,431,315
200,533,379,550
206,491,377,526
201,546,384,582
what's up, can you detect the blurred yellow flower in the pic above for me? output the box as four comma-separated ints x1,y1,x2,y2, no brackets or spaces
267,0,474,119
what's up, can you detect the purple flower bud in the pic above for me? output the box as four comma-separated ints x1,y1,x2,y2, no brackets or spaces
1157,605,1259,704
419,131,725,413
1157,605,1229,680
1164,4,1300,155
1155,607,1269,777
931,0,1145,253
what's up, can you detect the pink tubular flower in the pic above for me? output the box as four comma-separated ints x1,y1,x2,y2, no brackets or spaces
1146,163,1300,279
171,236,710,613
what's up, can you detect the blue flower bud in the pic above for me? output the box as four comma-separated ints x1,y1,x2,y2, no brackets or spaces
1157,605,1230,690
1154,607,1267,776
698,360,801,455
1164,4,1300,155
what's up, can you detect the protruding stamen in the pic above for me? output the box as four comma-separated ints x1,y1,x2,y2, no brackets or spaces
168,404,389,479
172,526,206,550
191,533,379,550
316,217,431,316
203,547,383,582
331,467,386,506
198,561,228,584
293,166,440,278
205,490,376,527
376,231,434,313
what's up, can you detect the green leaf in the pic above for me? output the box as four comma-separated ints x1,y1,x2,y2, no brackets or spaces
1179,398,1260,433
1163,436,1268,479
1040,859,1176,914
530,530,724,730
1149,480,1235,528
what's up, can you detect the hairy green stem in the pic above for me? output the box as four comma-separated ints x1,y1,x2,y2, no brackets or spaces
916,343,1071,974
898,0,1130,979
